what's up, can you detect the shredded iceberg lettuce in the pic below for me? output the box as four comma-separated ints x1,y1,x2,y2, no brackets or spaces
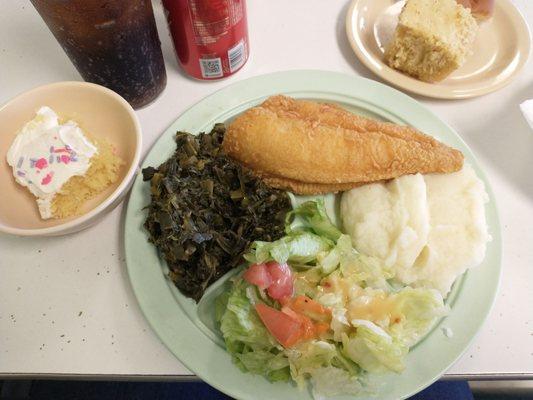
218,280,290,381
217,200,447,398
285,199,343,242
341,323,408,373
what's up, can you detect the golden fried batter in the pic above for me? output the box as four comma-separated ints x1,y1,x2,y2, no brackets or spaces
223,96,463,193
261,95,444,142
259,174,368,195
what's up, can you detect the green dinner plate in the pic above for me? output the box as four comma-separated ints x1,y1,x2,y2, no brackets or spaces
124,70,501,399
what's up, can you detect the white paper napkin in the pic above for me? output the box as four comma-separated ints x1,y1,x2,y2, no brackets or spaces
520,99,533,130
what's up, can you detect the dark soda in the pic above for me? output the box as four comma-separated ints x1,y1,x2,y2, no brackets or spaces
30,0,167,109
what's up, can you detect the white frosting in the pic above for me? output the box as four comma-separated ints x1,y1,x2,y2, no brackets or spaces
6,106,97,219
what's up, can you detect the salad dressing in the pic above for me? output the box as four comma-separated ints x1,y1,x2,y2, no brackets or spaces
321,274,402,325
320,272,360,301
348,296,401,325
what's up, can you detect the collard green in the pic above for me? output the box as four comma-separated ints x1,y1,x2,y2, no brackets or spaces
142,124,291,302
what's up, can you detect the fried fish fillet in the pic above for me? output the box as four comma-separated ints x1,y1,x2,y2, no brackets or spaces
223,96,463,193
261,95,440,141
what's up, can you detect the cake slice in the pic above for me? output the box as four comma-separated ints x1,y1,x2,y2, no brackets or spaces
384,0,478,82
6,106,124,219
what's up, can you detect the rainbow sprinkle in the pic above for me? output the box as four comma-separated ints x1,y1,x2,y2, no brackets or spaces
41,172,53,185
35,158,48,169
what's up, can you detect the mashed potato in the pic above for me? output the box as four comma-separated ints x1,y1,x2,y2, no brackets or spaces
410,165,490,295
340,174,429,271
341,165,490,297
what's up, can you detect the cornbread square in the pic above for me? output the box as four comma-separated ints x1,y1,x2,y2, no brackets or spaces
384,0,478,82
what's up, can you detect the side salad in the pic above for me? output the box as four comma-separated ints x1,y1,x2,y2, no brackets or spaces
216,200,448,398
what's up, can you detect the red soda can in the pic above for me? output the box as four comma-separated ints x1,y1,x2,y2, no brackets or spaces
162,0,249,80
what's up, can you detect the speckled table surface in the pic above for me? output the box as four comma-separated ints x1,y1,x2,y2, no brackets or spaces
1,0,532,380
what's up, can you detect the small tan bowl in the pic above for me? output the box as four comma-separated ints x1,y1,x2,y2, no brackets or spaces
0,81,142,236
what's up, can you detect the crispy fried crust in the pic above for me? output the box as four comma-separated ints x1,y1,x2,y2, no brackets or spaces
261,95,446,141
259,174,369,195
223,95,463,190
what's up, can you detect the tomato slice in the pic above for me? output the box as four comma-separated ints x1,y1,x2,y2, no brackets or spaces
256,302,332,348
314,322,330,336
255,303,302,348
242,263,272,289
288,295,331,322
265,261,294,300
282,306,315,342
243,261,294,301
